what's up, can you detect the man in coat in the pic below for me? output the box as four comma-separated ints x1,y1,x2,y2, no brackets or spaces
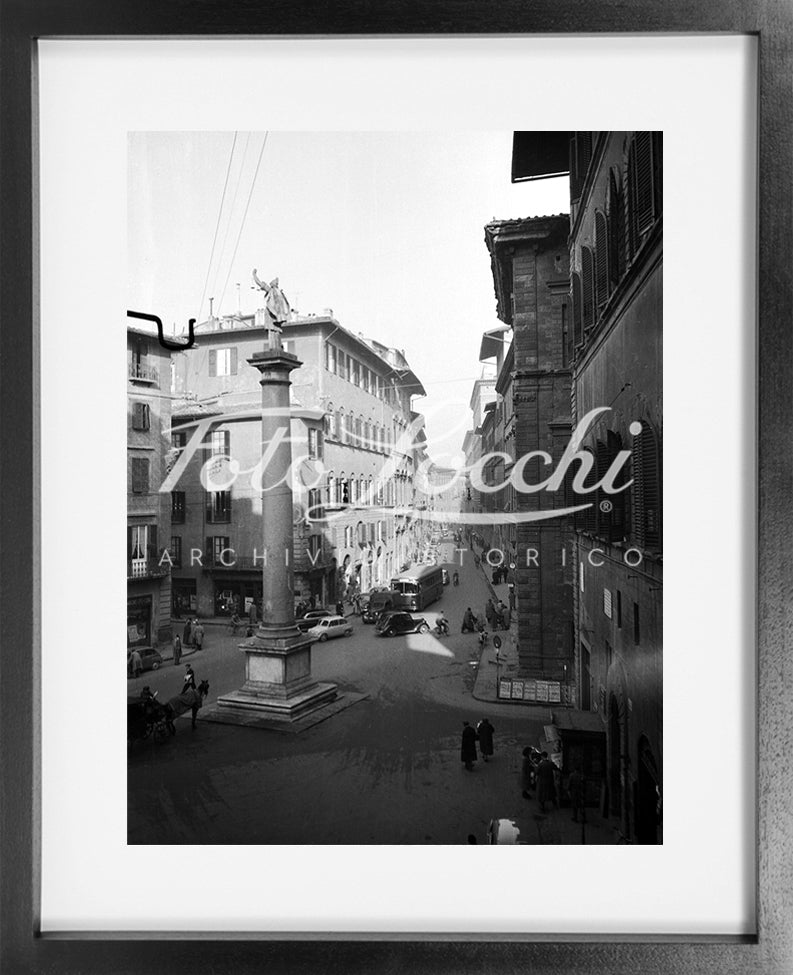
476,718,495,762
460,721,478,771
537,751,559,813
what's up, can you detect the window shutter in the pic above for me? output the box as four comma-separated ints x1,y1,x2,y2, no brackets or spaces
575,447,597,533
148,524,157,559
594,211,609,312
608,170,625,289
127,526,134,560
642,425,661,548
607,430,627,542
595,440,612,538
634,132,654,235
568,135,581,201
208,349,217,377
581,247,595,331
230,347,238,375
571,273,583,346
631,427,647,546
652,131,663,219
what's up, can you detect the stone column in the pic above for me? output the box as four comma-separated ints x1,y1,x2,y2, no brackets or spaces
215,349,337,722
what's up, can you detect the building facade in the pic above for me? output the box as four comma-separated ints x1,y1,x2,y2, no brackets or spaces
167,311,426,617
512,131,663,842
484,215,574,684
127,326,173,648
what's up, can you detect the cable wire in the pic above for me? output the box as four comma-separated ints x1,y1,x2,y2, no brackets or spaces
196,131,238,323
218,132,269,315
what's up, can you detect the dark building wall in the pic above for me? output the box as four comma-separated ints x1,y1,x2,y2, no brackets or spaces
569,131,663,841
486,217,574,680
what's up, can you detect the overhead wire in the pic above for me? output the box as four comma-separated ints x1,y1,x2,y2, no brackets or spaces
217,131,269,315
210,132,251,308
196,131,238,323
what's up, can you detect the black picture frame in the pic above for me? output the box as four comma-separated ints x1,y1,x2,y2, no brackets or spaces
1,2,791,973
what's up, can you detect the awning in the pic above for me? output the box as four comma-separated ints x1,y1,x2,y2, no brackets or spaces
511,131,571,183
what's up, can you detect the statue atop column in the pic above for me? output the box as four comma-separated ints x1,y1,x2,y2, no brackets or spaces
253,269,291,349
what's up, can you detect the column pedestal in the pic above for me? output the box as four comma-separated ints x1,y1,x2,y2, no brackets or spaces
216,625,337,721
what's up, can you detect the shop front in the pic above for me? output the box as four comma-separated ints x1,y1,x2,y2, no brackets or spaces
210,572,262,618
127,594,152,648
541,710,606,808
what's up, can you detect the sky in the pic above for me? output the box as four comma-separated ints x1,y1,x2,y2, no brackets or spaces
128,131,569,465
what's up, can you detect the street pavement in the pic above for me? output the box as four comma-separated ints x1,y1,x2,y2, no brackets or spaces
127,540,616,845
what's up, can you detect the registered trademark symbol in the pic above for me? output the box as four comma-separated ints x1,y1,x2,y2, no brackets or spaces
599,500,613,513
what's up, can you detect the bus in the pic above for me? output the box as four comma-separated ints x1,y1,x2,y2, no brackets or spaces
390,565,445,612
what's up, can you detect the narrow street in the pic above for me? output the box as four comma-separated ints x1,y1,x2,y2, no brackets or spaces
127,542,577,845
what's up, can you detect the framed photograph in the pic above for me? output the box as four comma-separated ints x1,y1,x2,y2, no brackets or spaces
2,2,791,973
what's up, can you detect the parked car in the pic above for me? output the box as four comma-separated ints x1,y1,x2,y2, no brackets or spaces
296,609,333,632
306,615,354,642
375,612,430,637
127,646,163,674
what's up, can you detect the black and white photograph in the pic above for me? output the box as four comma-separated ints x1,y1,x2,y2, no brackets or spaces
126,130,663,846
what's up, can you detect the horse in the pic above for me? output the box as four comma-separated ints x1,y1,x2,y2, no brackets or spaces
165,679,210,731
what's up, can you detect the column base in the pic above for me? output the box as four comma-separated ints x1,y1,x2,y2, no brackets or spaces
214,680,338,722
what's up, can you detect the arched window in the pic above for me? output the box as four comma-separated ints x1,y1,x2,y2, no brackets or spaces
571,272,583,347
326,471,336,506
354,415,363,443
631,420,661,549
339,410,347,444
581,247,595,332
607,168,625,289
594,210,609,313
341,475,350,505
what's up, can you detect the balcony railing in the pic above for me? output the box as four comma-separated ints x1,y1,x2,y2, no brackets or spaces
127,557,169,581
128,363,160,385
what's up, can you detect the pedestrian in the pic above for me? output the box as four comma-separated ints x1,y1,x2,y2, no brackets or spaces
508,587,516,612
248,600,258,626
172,634,182,666
520,747,535,798
129,648,143,679
568,765,586,823
477,718,494,762
336,599,345,616
501,603,511,629
462,607,476,633
537,751,558,813
461,721,478,771
485,598,496,630
181,664,196,694
453,570,459,586
182,617,192,647
309,593,316,610
193,620,204,650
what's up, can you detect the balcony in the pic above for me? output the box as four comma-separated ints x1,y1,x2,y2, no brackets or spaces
128,363,160,386
127,557,169,581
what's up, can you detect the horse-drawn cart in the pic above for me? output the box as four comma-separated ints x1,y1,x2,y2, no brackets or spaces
127,694,172,747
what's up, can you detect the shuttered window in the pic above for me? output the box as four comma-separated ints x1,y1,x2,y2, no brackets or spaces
594,211,609,313
209,348,237,377
131,457,149,494
631,422,661,549
628,132,657,259
608,169,625,289
131,402,150,431
575,446,597,533
571,272,583,347
595,440,612,539
581,247,595,331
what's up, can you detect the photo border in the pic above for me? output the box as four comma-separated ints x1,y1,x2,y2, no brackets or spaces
2,1,791,972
